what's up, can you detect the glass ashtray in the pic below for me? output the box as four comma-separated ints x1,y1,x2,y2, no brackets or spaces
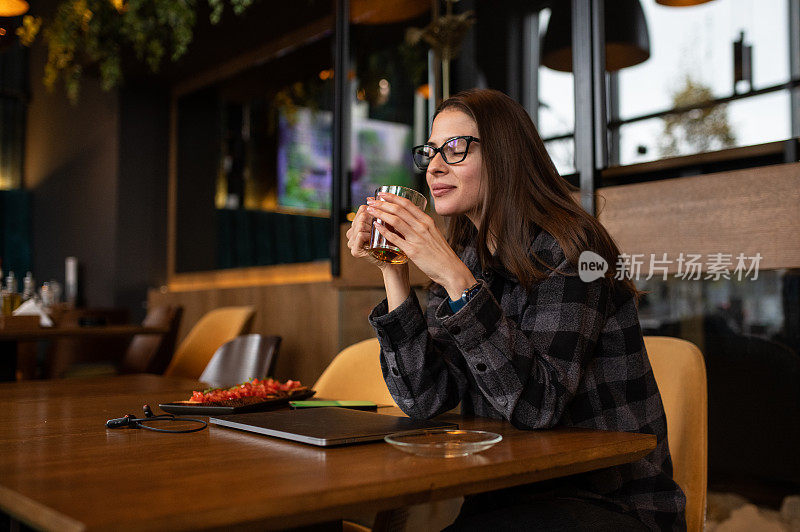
384,429,502,458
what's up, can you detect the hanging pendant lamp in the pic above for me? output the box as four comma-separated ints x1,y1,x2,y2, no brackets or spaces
541,0,651,72
656,0,715,6
0,0,29,17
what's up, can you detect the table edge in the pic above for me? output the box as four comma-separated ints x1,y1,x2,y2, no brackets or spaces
76,433,657,531
0,485,85,532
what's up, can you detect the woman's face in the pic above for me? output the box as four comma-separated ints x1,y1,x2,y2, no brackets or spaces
425,109,483,224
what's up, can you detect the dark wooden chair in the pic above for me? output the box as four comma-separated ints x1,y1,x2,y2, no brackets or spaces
198,334,281,388
119,305,183,375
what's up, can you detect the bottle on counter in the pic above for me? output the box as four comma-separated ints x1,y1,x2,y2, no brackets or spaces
40,281,53,309
2,271,21,316
22,272,35,303
65,257,78,308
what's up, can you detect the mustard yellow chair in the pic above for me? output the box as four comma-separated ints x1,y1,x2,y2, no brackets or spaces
164,306,256,379
315,339,394,532
644,336,708,532
313,338,396,406
316,340,464,532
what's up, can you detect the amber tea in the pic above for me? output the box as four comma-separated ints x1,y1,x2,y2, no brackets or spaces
370,247,407,264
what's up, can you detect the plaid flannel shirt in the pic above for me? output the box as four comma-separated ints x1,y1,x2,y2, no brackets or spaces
369,229,687,531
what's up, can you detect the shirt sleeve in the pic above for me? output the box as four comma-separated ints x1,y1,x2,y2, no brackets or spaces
432,260,612,429
369,289,467,419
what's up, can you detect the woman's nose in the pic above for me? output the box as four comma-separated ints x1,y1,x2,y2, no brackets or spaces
427,150,447,174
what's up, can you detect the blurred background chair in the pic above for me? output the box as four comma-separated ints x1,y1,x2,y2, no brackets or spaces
199,334,281,388
164,306,255,379
313,338,396,406
50,305,182,379
119,304,183,375
315,338,395,532
700,324,800,503
44,307,129,378
644,336,708,532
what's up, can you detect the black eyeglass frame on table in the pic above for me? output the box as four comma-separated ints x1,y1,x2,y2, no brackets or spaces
411,136,481,170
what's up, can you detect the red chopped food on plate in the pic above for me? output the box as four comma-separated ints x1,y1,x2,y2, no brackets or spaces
188,378,305,404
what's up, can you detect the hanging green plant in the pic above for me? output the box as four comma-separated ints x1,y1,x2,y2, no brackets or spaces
18,0,256,102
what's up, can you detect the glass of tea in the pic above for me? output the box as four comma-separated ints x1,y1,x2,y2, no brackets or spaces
369,185,428,264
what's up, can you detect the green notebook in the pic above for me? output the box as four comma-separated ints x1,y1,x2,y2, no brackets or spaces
289,400,377,411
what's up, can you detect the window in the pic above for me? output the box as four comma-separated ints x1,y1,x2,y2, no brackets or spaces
530,0,796,172
538,8,576,175
614,0,793,165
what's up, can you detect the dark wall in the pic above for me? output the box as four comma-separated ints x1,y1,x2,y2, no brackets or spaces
24,4,169,320
25,37,120,308
116,85,169,321
175,89,219,274
0,190,31,275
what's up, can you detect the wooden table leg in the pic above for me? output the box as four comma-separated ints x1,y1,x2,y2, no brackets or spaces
0,340,17,381
16,341,38,380
372,508,409,532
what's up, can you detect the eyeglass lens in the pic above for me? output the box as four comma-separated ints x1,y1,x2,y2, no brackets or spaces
414,137,472,169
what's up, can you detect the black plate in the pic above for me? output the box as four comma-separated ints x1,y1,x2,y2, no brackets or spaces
159,389,316,415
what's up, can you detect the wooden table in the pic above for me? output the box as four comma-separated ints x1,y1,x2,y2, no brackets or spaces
0,375,657,531
0,325,169,381
0,324,169,341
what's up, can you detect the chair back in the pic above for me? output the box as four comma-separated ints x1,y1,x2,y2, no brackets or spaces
313,338,396,406
164,306,256,379
199,334,281,388
644,336,708,532
120,305,183,374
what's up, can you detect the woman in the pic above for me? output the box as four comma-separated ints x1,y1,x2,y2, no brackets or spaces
346,88,686,531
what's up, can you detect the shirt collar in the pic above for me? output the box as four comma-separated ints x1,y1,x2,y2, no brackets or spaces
460,225,546,283
460,242,513,283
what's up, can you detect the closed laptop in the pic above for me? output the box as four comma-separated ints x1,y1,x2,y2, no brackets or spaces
210,407,458,446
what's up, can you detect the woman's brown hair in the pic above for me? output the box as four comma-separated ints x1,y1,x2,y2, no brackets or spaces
435,88,639,298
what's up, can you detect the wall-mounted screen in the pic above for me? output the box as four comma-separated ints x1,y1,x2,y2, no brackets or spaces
277,107,334,211
277,106,416,213
350,112,416,205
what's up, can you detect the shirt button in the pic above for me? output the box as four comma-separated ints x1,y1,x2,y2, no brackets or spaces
475,363,487,372
497,396,508,406
450,325,461,335
391,367,400,376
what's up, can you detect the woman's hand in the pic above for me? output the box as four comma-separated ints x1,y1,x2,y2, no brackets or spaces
346,198,407,271
345,200,384,267
347,198,411,311
366,192,476,300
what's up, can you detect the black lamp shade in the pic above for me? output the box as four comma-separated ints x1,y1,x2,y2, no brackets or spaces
542,0,651,72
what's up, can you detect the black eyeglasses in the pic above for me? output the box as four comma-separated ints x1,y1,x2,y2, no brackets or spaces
412,136,480,170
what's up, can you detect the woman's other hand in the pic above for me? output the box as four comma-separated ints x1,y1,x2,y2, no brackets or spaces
345,201,378,263
346,199,406,269
347,197,411,311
